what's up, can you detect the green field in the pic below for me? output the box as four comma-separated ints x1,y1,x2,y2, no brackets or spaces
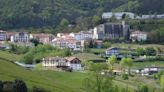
0,50,22,61
0,59,87,92
73,53,105,62
112,43,164,52
89,48,106,54
0,50,163,92
133,61,164,68
0,50,87,92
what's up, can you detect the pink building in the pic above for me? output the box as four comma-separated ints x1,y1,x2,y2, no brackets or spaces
30,33,54,44
51,35,78,50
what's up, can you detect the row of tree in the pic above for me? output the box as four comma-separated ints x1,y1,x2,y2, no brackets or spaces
22,44,71,64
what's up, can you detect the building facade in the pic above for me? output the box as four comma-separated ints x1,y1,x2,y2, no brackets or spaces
11,32,30,43
69,31,93,41
102,12,136,20
42,57,82,71
30,33,54,44
93,22,130,40
130,30,147,42
0,30,7,41
51,35,78,50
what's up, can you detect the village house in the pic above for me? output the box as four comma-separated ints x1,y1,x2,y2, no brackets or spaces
130,30,147,42
105,47,120,57
69,30,93,41
102,12,136,20
141,14,164,19
0,30,7,41
51,35,79,51
10,32,30,43
57,33,67,38
102,12,164,20
42,57,82,71
6,32,15,41
30,33,54,44
93,21,130,40
141,67,163,76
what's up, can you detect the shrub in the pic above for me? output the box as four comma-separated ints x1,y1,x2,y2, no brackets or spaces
0,80,3,92
137,83,149,92
121,74,129,80
13,79,27,92
32,86,50,92
145,47,156,56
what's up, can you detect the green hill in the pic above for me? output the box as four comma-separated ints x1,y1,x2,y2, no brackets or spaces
0,59,86,92
0,0,163,30
0,50,86,92
73,53,105,62
0,50,22,61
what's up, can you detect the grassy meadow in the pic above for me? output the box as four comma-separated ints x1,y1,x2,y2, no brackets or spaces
0,59,87,92
112,43,164,52
0,50,87,92
73,53,105,62
0,50,22,61
0,49,163,92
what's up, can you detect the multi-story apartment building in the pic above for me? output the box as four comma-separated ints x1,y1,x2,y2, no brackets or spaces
93,21,130,40
0,30,7,41
11,32,30,43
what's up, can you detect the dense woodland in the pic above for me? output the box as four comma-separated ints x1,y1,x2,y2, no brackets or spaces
0,0,164,33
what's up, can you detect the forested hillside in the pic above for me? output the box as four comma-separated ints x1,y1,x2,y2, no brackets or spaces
0,0,163,31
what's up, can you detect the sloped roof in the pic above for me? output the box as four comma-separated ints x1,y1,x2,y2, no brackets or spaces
65,57,81,62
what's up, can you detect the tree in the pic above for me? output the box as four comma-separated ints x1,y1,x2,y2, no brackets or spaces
120,57,127,73
0,80,3,92
136,48,146,56
22,44,71,64
120,57,133,75
92,15,101,26
107,55,116,71
145,47,156,56
137,83,149,92
160,75,164,92
126,58,133,75
13,79,27,92
102,41,111,48
122,14,126,20
84,63,117,92
60,18,69,27
32,86,50,92
30,38,40,46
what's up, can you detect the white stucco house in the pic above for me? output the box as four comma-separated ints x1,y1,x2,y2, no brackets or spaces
42,57,82,71
10,32,30,43
141,67,162,76
141,14,164,19
102,12,136,20
130,30,147,42
69,31,93,41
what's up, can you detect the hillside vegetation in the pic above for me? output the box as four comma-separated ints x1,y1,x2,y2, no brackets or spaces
0,0,163,30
